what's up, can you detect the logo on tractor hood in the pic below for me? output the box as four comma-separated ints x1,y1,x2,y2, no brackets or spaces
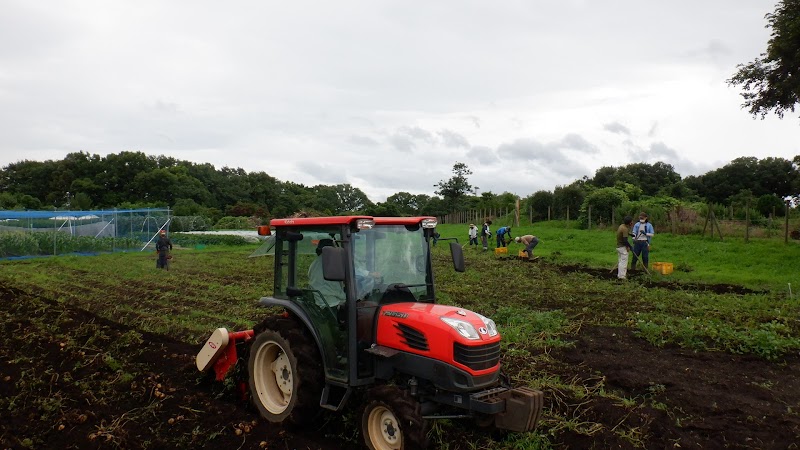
383,310,409,319
478,327,488,335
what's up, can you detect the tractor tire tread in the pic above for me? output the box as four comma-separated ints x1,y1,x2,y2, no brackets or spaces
250,314,324,427
362,384,429,450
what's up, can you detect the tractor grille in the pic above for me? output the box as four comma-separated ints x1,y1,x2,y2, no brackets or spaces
453,342,500,371
395,323,429,351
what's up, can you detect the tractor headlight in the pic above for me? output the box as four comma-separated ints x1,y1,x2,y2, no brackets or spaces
356,219,375,230
440,317,480,340
421,218,437,229
476,313,498,337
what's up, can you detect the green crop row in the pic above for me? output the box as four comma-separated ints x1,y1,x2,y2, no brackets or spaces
0,232,141,257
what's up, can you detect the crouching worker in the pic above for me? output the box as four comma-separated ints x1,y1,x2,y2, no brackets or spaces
515,235,539,260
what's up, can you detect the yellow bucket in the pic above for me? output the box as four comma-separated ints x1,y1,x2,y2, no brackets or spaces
652,262,673,275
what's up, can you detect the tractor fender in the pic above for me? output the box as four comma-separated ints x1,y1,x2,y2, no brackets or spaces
256,296,330,375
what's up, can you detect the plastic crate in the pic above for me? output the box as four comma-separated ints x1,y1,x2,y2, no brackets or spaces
494,247,508,255
518,250,527,258
652,262,673,275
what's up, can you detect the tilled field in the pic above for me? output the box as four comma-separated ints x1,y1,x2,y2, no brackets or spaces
1,262,799,449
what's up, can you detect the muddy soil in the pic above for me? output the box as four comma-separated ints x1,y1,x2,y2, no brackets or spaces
1,267,799,449
552,326,800,449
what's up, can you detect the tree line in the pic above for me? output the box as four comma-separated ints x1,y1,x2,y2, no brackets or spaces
0,151,458,222
1,151,798,230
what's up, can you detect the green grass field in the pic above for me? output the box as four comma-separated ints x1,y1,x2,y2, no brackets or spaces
438,219,800,292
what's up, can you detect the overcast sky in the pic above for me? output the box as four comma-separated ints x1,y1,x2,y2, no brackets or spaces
1,1,798,202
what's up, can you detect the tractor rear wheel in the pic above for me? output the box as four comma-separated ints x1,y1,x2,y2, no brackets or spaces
361,385,429,450
247,323,322,426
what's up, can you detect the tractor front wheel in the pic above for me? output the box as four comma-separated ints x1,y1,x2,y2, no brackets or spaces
247,325,322,425
361,385,429,450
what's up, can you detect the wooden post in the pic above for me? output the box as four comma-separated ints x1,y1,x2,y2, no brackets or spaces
745,198,750,243
566,206,570,224
712,209,724,241
588,206,592,230
785,201,790,244
548,206,551,221
768,213,773,238
670,207,677,235
702,203,711,237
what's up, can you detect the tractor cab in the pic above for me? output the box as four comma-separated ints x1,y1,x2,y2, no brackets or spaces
262,216,463,390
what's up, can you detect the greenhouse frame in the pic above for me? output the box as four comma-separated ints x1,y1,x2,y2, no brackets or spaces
0,208,171,258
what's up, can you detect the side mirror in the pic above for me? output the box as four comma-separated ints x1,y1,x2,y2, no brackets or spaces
450,242,465,272
321,247,346,281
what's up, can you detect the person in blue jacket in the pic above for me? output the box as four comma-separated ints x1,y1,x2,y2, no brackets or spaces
630,212,654,270
495,226,512,248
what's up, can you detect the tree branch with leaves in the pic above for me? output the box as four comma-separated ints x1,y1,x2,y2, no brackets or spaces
728,0,800,119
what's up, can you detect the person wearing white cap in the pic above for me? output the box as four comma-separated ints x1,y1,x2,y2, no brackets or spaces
468,224,478,246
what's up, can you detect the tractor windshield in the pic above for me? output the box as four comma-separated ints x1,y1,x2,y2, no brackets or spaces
353,224,433,304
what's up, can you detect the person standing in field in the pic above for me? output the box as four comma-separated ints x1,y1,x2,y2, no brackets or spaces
495,226,512,248
616,216,634,279
514,234,539,260
155,229,173,270
481,220,492,251
630,212,655,270
468,224,479,246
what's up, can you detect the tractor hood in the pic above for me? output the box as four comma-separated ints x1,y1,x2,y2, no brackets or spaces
374,302,501,376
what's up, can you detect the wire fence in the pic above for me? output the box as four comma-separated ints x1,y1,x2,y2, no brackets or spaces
0,208,172,258
437,204,800,243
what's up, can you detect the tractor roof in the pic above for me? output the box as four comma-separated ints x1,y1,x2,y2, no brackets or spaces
269,216,436,228
373,217,436,226
269,216,372,227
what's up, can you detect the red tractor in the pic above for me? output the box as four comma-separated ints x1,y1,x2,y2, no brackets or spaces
196,216,543,449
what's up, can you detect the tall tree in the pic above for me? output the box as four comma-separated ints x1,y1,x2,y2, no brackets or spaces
552,182,586,220
728,0,800,119
384,192,421,215
580,187,628,226
331,184,373,213
591,166,618,188
610,162,681,197
434,162,474,209
525,190,554,221
694,156,798,204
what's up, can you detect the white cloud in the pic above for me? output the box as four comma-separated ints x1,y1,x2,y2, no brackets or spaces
467,145,499,166
438,129,470,148
604,122,631,136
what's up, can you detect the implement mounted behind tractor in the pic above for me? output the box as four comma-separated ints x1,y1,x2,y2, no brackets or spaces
196,216,544,449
